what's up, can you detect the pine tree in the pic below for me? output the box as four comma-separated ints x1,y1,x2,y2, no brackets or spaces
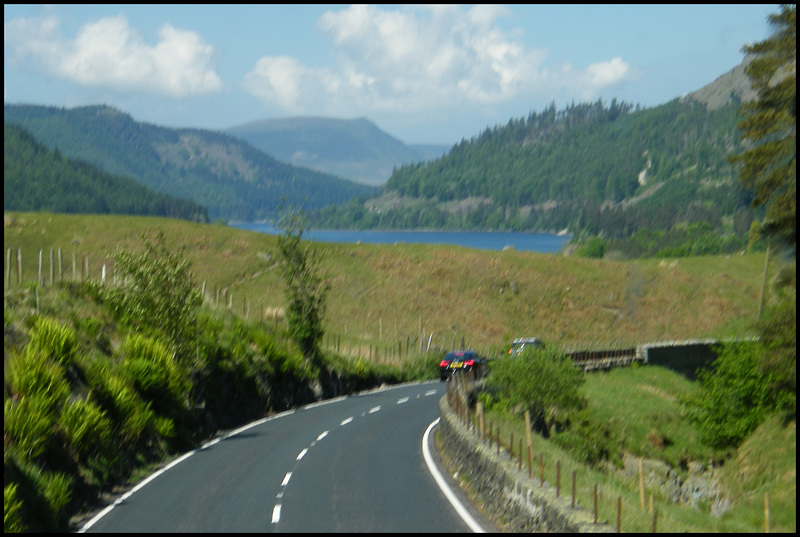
731,4,796,248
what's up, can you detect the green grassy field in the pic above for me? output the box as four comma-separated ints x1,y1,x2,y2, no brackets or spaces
3,211,776,359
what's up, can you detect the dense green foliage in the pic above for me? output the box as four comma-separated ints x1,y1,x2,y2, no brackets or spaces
4,123,208,222
102,231,202,362
680,342,788,450
313,97,753,245
4,104,377,221
482,347,585,434
599,221,748,258
276,208,330,361
730,4,796,248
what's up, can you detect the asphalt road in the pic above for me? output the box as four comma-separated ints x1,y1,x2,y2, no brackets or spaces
79,381,496,533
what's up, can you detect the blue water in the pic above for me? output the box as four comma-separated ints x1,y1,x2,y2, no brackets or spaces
230,223,572,253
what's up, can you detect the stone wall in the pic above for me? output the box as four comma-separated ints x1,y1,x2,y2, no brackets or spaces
638,340,719,381
437,396,613,533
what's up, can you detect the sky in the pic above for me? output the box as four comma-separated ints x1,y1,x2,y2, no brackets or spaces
4,4,778,146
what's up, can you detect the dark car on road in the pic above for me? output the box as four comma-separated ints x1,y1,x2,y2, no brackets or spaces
439,350,485,381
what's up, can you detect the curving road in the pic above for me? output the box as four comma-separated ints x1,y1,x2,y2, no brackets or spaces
79,381,496,533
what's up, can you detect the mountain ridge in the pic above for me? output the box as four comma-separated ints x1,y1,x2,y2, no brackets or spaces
225,116,449,186
3,104,377,221
310,58,758,239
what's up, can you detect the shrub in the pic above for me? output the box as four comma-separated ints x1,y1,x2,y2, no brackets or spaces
485,347,585,433
26,317,79,366
553,411,623,468
680,342,778,450
59,398,112,465
4,483,25,533
103,232,202,363
576,236,607,258
6,348,69,415
275,207,329,362
4,395,56,460
119,334,190,413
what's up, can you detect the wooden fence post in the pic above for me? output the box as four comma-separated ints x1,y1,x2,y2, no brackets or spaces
540,453,544,487
556,460,560,497
765,492,770,533
639,459,646,510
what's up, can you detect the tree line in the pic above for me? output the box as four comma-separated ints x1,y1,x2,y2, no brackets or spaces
312,94,754,246
4,123,209,222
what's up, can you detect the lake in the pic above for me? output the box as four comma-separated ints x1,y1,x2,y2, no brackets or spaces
230,223,572,253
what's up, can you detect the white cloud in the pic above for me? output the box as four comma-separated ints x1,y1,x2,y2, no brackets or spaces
4,14,223,97
243,5,632,115
585,57,631,89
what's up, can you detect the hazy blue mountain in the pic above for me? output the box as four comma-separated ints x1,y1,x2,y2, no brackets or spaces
4,104,377,221
226,117,450,186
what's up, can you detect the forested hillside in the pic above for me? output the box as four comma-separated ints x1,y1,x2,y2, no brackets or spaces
4,104,377,221
4,124,209,222
312,96,755,241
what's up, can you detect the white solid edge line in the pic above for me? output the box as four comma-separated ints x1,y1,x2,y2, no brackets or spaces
77,408,297,533
422,418,485,533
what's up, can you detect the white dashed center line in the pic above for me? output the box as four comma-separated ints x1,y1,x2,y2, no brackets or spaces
296,448,308,460
368,405,381,414
397,397,409,404
317,431,328,441
271,504,281,523
340,417,353,426
281,472,292,486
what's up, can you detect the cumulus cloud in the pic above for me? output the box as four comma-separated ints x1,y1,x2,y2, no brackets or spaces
243,5,632,115
4,14,223,97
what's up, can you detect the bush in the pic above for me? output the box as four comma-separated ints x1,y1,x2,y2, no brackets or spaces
4,395,56,460
26,317,79,366
680,342,778,450
485,347,585,433
6,348,69,415
119,334,190,414
553,411,623,468
4,483,25,533
59,398,113,465
103,232,202,363
576,236,607,258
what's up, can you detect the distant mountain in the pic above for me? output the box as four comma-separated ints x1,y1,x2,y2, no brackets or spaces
4,123,209,221
312,60,758,240
4,104,377,221
682,55,756,110
226,117,450,186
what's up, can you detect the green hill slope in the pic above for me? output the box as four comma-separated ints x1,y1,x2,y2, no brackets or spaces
4,124,208,222
317,98,752,238
312,61,759,240
4,104,377,221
